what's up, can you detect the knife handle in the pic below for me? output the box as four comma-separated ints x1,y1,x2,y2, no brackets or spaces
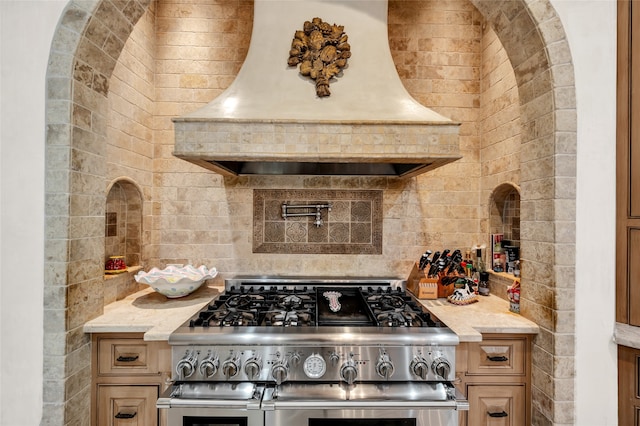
418,256,426,270
418,250,432,270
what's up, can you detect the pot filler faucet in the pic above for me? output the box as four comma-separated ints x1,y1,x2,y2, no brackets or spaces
281,203,332,227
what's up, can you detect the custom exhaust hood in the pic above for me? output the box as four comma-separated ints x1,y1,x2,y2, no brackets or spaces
172,0,461,177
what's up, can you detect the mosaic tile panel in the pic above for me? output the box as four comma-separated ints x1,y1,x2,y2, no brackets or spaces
253,189,382,254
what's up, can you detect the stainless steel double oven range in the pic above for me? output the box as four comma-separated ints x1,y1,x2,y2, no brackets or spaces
158,277,468,426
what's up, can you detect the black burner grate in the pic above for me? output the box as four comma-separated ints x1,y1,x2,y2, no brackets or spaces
188,284,442,328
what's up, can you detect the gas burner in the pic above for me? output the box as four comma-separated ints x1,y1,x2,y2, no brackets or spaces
377,311,412,327
264,309,313,327
225,294,264,311
276,294,312,310
190,309,259,327
368,294,407,310
221,311,257,326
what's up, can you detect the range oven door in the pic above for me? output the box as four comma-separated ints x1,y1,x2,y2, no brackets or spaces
157,382,264,426
262,382,468,426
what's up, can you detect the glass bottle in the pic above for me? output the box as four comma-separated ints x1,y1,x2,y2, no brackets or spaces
478,271,490,296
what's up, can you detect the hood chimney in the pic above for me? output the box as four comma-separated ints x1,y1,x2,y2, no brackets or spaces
172,0,461,177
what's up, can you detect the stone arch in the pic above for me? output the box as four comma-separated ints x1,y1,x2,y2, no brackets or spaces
468,2,577,424
44,1,151,424
43,1,575,424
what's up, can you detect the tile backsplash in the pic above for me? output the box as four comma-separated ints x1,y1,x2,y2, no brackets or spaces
253,189,383,254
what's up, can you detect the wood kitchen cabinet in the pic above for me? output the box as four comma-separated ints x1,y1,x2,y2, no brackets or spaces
617,0,640,329
455,334,532,426
617,2,640,423
97,385,157,426
618,345,640,425
91,333,171,426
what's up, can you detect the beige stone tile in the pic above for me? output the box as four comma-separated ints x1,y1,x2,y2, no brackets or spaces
553,309,575,333
532,363,554,396
64,384,91,426
522,300,554,331
67,258,104,284
66,325,91,354
551,62,576,88
43,379,65,404
554,264,576,290
44,309,66,334
45,239,70,264
525,281,555,308
45,261,68,288
531,388,554,424
551,400,575,424
66,279,104,329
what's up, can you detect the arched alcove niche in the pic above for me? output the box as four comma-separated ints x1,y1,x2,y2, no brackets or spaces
487,182,523,296
44,1,576,425
103,178,144,303
490,182,521,247
105,178,143,269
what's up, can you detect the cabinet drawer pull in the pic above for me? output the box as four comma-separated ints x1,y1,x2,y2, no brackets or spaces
487,410,508,418
487,355,508,362
115,412,137,419
116,355,139,362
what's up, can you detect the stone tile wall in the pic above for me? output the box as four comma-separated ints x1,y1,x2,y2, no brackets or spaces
388,0,485,255
150,0,484,278
479,25,522,200
478,24,522,296
149,0,253,270
103,4,156,307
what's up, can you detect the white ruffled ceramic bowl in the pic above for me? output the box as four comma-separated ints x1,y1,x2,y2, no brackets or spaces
134,265,217,298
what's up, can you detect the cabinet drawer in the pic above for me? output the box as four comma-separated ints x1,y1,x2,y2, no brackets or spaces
467,384,525,426
97,337,158,375
97,385,158,426
466,337,525,375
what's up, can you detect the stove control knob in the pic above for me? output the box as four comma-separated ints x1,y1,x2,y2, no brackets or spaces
431,357,451,380
376,352,394,379
329,351,340,366
244,357,262,380
222,355,240,379
290,351,301,366
271,361,289,385
175,349,198,379
340,359,358,385
410,356,430,380
199,352,220,378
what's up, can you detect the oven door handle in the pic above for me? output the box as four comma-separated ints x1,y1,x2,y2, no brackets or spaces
262,386,469,412
158,397,262,409
263,399,462,410
157,386,263,410
261,385,469,412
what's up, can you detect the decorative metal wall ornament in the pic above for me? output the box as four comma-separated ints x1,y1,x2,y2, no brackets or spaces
287,17,351,97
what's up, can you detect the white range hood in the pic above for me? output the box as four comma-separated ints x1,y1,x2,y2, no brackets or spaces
172,0,461,177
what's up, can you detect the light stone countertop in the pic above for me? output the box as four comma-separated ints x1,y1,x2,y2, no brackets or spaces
419,294,539,342
83,284,223,341
84,286,538,343
614,322,640,349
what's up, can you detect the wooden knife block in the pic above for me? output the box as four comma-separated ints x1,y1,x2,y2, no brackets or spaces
407,262,438,299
